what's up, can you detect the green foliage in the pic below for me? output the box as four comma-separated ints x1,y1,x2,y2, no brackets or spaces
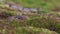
56,14,60,17
38,9,50,14
5,11,15,16
10,0,49,8
7,17,58,34
15,27,58,34
0,11,15,19
10,0,60,9
15,27,30,34
25,15,60,34
0,2,5,4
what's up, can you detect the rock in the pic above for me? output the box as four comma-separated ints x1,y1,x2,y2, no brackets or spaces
23,8,30,11
30,8,38,11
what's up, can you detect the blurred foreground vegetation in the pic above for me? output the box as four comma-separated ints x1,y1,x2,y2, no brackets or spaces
0,0,60,34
